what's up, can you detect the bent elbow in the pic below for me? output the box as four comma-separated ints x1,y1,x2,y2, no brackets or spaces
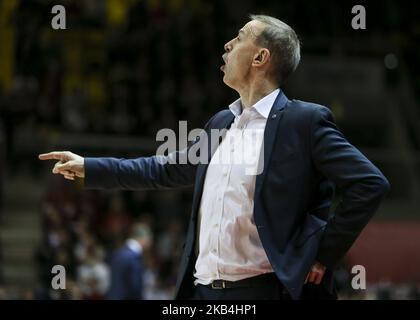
382,176,391,195
374,173,391,198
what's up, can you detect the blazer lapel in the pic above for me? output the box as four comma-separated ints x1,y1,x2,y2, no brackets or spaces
255,90,289,193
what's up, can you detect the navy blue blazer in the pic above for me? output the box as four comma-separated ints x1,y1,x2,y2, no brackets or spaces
85,90,389,300
107,243,145,300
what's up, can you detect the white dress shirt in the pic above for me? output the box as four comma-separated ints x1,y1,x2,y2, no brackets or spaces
194,88,280,285
126,239,143,255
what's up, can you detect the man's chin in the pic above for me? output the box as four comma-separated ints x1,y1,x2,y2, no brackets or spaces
222,74,233,88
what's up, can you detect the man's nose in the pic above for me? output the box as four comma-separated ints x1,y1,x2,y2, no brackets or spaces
224,40,232,52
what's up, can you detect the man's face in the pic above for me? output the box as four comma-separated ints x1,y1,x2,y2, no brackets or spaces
221,20,266,89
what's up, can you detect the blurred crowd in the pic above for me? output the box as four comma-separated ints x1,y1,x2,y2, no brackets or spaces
34,179,191,299
1,0,236,168
0,0,417,162
0,0,238,299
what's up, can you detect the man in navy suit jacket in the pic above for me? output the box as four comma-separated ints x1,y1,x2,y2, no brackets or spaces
39,15,389,300
107,223,153,300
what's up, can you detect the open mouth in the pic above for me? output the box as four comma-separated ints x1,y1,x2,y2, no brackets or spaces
221,55,227,71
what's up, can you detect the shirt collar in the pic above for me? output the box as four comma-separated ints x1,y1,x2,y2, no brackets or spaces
228,88,280,119
126,239,143,254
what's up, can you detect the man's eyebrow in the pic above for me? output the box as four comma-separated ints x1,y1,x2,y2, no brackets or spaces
238,29,245,35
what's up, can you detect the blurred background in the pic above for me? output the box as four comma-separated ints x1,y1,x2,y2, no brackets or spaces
0,0,419,300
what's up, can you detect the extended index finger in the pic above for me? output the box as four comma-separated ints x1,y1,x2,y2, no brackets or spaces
38,152,65,161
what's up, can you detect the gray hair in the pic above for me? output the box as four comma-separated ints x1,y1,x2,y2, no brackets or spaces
250,14,301,84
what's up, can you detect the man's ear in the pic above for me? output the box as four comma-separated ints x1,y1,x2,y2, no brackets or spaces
252,48,270,67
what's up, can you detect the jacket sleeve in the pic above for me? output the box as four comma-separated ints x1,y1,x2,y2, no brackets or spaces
83,116,215,190
128,255,144,300
310,106,390,269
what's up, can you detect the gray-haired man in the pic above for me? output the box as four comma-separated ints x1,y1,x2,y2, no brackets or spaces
40,15,389,300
